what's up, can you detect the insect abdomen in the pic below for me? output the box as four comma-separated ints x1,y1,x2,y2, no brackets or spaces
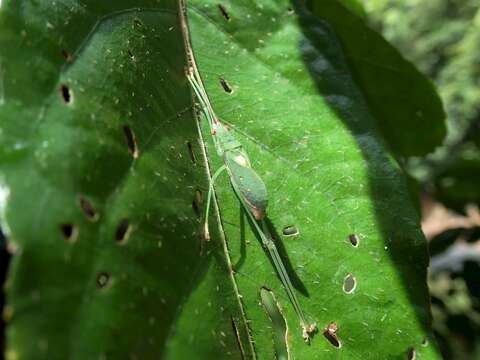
224,150,268,220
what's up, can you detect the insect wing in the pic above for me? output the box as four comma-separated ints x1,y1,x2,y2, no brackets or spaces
215,123,242,153
224,150,268,219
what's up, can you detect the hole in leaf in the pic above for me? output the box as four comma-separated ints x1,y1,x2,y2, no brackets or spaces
219,77,233,93
79,196,98,221
60,84,71,103
192,189,203,218
61,49,72,61
96,272,110,289
348,234,359,247
126,49,135,60
115,218,131,244
218,4,231,21
343,273,356,294
133,18,143,29
421,338,429,347
60,223,77,242
231,316,246,358
187,141,196,164
282,225,299,236
195,189,203,204
287,7,294,15
122,124,138,159
323,322,341,348
192,200,200,217
407,347,416,360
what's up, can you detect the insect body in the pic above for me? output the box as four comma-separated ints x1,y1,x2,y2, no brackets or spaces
188,71,268,222
186,68,316,342
224,149,267,221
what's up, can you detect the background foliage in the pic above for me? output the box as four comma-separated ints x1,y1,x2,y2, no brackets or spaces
365,0,480,358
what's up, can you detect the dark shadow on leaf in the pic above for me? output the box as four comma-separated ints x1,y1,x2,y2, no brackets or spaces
292,0,433,337
233,207,247,270
264,217,309,297
242,207,309,297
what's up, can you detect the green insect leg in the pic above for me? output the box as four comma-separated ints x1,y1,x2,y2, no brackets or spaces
203,165,226,240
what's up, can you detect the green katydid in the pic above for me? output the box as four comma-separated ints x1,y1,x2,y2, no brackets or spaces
186,67,317,342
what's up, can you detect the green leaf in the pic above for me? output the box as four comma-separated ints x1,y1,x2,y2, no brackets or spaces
0,0,441,359
307,0,446,157
178,0,440,358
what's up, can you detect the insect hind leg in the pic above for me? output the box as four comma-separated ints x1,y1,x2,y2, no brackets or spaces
203,165,227,240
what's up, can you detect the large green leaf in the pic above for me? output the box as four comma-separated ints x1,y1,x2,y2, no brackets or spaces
168,0,441,358
0,0,441,359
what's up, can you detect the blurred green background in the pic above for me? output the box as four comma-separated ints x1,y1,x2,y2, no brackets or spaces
365,0,480,358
